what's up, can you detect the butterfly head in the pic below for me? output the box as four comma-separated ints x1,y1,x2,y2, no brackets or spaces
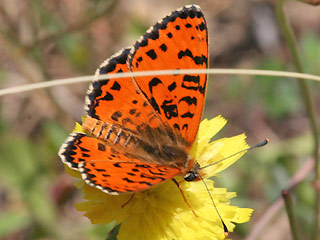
183,161,202,182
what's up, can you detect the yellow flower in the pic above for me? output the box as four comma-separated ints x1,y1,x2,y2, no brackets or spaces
65,116,253,240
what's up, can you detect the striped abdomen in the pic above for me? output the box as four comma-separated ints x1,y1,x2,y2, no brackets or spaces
82,117,139,148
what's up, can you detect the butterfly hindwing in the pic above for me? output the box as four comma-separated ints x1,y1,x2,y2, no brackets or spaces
80,161,180,194
59,132,180,194
128,5,208,147
59,132,90,169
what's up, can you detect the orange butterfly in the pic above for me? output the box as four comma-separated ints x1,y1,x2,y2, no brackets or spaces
59,5,208,195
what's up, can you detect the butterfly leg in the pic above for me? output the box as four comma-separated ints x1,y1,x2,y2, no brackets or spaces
171,178,198,217
122,193,135,208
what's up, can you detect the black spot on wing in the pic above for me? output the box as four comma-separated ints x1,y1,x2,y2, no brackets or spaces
182,124,188,131
149,77,162,94
129,109,137,115
139,181,152,186
181,75,200,91
122,117,133,125
103,187,118,193
123,177,134,183
178,49,207,65
142,101,148,107
161,99,178,119
113,163,121,168
86,173,96,182
173,123,180,130
180,112,194,118
98,143,106,152
194,55,207,65
198,22,206,31
160,43,167,52
140,173,165,181
148,30,160,41
111,111,122,121
110,81,121,91
148,169,165,176
179,96,197,105
146,49,157,60
149,97,160,114
100,92,114,101
135,164,151,168
168,82,176,92
79,144,90,152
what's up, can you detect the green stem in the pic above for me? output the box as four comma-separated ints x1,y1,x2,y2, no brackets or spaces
275,0,320,239
282,190,300,240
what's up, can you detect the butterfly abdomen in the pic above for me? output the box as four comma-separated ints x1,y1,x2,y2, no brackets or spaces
82,117,140,148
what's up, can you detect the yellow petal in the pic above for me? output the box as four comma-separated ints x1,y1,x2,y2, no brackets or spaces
198,134,249,177
73,122,84,133
190,116,227,159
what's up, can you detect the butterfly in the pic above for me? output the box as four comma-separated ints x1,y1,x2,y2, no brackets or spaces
59,5,208,195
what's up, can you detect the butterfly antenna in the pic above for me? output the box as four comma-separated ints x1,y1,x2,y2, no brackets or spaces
199,174,229,237
200,138,269,170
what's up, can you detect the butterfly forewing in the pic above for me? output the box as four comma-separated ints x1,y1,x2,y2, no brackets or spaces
128,5,208,147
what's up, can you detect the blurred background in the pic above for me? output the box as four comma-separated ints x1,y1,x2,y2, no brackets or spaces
0,0,320,239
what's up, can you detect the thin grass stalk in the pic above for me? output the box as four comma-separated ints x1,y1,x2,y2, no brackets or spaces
282,190,300,240
1,69,320,97
275,0,320,239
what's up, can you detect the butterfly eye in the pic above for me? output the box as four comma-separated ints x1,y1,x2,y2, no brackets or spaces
184,171,198,182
